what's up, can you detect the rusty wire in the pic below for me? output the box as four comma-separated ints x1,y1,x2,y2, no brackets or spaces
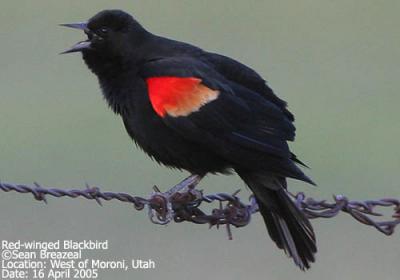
0,180,399,239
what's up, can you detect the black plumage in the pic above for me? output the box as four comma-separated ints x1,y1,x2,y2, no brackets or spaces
62,9,317,269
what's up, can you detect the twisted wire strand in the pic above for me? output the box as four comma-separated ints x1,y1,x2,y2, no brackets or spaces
1,181,399,239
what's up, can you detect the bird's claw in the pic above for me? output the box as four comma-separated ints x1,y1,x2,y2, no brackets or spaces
147,174,203,225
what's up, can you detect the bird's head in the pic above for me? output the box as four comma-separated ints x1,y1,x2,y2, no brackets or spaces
61,10,149,73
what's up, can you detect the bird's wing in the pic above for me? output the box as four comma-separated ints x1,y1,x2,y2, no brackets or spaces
203,53,309,167
202,52,294,121
139,57,308,180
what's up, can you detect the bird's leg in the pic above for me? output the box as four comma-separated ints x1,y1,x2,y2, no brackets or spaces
165,174,203,196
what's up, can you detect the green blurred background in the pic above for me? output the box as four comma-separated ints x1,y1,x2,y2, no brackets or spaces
1,1,399,279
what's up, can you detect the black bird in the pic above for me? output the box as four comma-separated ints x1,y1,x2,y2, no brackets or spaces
62,9,316,269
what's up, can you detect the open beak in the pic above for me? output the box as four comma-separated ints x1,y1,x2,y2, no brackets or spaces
60,21,91,54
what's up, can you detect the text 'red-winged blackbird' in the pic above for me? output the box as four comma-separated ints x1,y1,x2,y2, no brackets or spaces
61,10,317,269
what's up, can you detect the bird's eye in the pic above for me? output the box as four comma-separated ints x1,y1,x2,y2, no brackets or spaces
99,27,108,35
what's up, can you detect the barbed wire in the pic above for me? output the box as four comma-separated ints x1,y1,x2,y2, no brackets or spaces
0,179,399,239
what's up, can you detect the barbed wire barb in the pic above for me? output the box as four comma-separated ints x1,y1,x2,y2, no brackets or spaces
0,180,399,238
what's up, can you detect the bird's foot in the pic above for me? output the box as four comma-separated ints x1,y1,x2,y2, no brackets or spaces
147,174,203,225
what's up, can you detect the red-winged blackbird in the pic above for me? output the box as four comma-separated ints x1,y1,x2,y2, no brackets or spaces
62,10,316,269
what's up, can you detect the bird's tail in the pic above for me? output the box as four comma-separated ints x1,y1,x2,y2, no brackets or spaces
237,170,317,270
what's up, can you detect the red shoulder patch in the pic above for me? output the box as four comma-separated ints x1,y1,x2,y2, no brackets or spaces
146,77,219,117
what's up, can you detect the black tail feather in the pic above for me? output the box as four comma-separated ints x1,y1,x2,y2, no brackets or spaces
238,171,317,270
